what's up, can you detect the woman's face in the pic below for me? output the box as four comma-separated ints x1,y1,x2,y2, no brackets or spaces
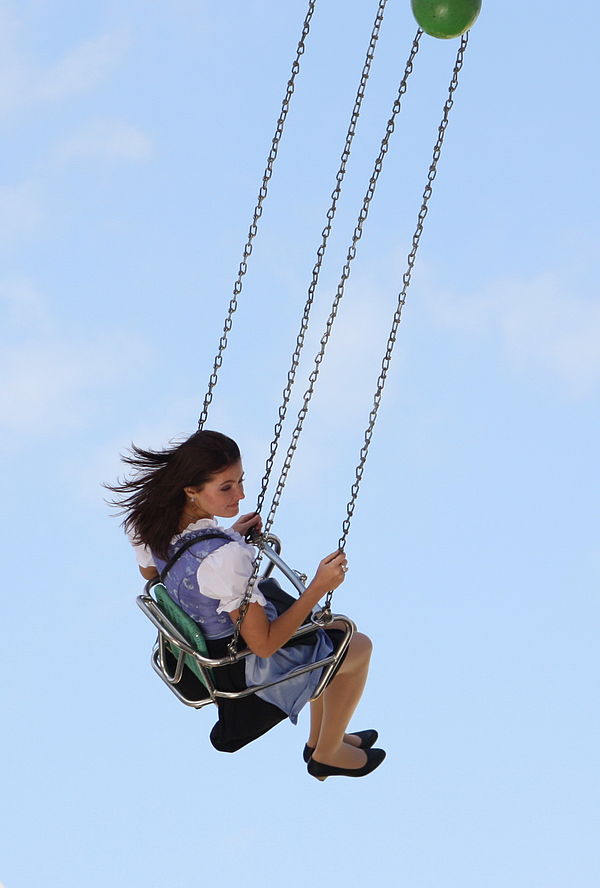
187,460,245,519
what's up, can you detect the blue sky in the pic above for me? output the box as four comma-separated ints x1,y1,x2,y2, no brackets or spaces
1,1,598,886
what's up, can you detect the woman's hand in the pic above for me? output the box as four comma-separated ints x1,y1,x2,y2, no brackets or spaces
231,547,348,658
231,511,263,537
309,549,348,596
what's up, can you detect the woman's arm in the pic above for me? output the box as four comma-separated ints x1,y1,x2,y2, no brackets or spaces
140,566,159,581
229,550,347,658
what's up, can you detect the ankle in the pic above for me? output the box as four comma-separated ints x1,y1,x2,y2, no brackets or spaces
313,739,343,760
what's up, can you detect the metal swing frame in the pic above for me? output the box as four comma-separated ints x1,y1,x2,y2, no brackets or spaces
136,535,355,709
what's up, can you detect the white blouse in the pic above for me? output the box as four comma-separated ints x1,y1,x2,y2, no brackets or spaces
132,517,268,614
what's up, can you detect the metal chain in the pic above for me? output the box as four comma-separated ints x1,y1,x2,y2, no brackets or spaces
317,33,470,619
198,0,317,431
254,0,390,517
229,28,423,655
261,29,422,539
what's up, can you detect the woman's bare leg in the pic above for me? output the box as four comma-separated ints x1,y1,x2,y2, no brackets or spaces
308,694,372,750
312,632,373,769
308,622,372,750
307,696,324,749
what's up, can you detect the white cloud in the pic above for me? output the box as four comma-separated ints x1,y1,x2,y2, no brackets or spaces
426,270,600,394
237,278,405,506
0,336,147,436
0,7,129,117
302,279,401,424
0,278,149,438
58,120,153,161
37,32,129,102
0,3,30,115
0,276,49,328
0,182,42,235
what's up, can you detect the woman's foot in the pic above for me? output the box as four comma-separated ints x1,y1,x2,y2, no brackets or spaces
343,729,379,749
307,747,386,781
303,729,378,763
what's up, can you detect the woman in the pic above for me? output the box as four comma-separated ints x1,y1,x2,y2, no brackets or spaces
109,429,385,779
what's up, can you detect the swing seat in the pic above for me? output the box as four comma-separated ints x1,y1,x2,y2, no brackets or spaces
153,581,214,702
136,537,356,710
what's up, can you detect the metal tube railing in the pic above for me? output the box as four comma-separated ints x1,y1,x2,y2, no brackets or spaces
137,537,355,708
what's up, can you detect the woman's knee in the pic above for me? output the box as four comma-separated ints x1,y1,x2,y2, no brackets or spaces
354,631,373,659
344,632,373,669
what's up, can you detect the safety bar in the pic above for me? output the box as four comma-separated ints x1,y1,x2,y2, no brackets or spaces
136,537,355,708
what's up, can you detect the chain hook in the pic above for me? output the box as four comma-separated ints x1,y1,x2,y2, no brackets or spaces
312,604,334,627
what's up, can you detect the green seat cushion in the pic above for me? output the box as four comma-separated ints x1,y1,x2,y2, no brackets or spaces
154,583,212,688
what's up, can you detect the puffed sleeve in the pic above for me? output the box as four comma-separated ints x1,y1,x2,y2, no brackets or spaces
129,533,155,569
198,540,268,613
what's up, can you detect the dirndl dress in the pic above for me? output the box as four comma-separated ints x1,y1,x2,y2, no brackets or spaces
152,528,344,753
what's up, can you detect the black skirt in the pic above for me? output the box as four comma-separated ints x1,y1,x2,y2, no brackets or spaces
206,628,347,753
206,634,287,753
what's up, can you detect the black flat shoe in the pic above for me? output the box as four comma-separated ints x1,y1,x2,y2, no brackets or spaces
303,729,379,763
307,747,386,781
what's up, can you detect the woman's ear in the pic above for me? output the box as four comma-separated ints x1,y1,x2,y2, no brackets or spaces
183,485,200,500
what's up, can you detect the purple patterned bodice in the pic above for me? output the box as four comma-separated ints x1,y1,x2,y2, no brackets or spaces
152,530,235,639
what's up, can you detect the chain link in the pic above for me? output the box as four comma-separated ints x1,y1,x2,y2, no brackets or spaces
198,0,317,431
315,33,470,619
229,28,423,655
254,0,389,518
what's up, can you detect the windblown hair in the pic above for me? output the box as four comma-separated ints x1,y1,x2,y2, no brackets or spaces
106,430,241,559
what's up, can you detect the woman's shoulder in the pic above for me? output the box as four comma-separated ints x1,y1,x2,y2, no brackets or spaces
172,518,247,546
170,519,253,564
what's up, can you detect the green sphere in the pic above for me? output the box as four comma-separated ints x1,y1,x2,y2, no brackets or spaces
411,0,482,39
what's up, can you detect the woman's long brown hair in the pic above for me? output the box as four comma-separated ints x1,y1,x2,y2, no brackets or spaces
106,430,240,559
